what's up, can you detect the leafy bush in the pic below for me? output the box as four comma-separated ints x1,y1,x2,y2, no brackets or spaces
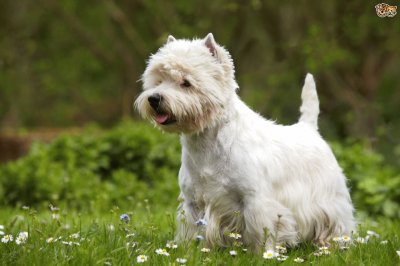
0,121,181,211
331,141,400,218
0,122,399,218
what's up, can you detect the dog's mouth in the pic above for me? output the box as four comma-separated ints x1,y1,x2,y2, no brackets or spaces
154,112,177,125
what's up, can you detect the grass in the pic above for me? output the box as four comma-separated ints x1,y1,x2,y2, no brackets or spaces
0,202,399,266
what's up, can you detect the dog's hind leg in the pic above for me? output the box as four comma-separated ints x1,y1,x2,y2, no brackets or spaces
242,196,299,253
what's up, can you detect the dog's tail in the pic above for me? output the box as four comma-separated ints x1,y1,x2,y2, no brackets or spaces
299,73,319,130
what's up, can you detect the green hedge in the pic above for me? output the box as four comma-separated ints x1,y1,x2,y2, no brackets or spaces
0,122,399,217
331,141,400,218
0,121,181,211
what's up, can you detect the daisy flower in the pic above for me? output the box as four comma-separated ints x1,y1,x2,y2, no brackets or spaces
166,242,178,249
342,235,351,242
176,258,187,264
277,255,288,261
294,257,304,263
1,234,13,243
126,241,137,248
0,225,4,230
276,245,287,254
355,237,368,244
396,251,400,257
201,247,210,253
332,236,342,242
46,237,55,243
229,250,237,256
367,230,380,238
70,233,80,239
380,240,388,245
155,248,170,256
62,241,73,246
136,255,148,263
263,249,277,259
15,232,28,245
229,232,242,239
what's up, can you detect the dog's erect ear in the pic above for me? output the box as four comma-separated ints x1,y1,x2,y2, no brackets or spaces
167,35,176,43
204,33,217,57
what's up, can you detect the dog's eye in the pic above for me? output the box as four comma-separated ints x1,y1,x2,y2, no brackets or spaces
181,79,191,88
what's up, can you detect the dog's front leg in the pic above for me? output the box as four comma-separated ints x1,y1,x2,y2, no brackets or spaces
175,196,201,244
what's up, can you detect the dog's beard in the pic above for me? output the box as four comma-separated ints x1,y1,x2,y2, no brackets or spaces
135,88,225,134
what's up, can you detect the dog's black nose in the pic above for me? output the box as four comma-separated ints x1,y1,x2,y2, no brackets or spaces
148,93,161,109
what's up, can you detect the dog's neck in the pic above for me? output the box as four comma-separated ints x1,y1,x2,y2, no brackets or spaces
181,94,240,150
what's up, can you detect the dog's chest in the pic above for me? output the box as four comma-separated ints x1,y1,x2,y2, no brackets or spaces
180,134,234,204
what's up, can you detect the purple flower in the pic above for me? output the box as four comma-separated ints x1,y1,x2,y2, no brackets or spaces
195,219,208,227
120,214,130,223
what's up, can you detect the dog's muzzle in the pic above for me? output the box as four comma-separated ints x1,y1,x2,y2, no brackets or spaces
148,93,161,110
147,93,177,125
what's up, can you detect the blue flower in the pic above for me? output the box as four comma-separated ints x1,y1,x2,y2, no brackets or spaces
196,235,204,241
120,213,130,223
195,219,208,227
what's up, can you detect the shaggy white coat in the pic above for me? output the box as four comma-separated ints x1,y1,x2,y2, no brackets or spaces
135,33,355,252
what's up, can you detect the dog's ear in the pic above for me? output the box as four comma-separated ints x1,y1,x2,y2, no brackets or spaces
204,33,217,57
167,35,176,43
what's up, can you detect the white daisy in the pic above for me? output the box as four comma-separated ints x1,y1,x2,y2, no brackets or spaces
201,247,210,253
0,225,4,230
355,237,368,244
155,248,170,256
1,234,13,243
46,237,55,243
136,255,148,263
294,257,304,263
70,233,80,239
176,258,187,264
229,250,237,256
276,245,287,254
166,242,178,249
263,249,277,259
342,235,351,242
126,233,136,238
15,233,28,245
366,230,380,238
277,255,288,261
229,232,242,239
380,240,388,245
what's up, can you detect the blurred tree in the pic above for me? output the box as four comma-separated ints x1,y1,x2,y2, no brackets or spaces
0,0,399,163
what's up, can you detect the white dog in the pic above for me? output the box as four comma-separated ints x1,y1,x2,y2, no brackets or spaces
135,33,355,252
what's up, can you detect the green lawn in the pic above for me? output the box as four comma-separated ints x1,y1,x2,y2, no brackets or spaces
0,203,399,266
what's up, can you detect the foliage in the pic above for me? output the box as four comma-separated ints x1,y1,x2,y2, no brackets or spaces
1,122,400,218
0,0,399,162
332,141,400,218
0,122,181,211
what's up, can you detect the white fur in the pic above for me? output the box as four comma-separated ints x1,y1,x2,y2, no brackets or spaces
135,33,355,252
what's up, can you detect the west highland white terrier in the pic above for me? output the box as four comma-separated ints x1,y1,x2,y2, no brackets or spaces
135,33,355,252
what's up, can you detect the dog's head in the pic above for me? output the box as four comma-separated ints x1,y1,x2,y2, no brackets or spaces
134,33,238,134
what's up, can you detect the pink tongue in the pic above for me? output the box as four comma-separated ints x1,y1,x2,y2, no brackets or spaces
155,114,169,124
